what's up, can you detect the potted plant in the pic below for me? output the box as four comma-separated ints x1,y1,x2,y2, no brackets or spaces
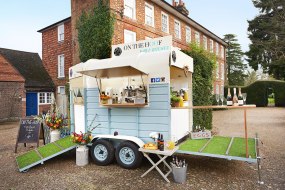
171,95,180,107
71,131,93,166
44,108,68,143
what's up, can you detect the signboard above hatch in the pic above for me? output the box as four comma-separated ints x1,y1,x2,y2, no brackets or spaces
112,36,172,57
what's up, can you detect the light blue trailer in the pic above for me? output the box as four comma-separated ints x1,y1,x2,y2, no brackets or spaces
69,36,193,169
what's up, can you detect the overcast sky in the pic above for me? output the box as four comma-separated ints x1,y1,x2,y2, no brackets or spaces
0,0,259,58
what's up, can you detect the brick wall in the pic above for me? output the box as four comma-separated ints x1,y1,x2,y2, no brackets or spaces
0,82,25,121
0,55,25,82
41,20,72,93
70,0,226,90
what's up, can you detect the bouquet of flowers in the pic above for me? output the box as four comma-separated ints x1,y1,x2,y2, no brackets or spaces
100,94,110,104
45,110,68,130
71,131,92,145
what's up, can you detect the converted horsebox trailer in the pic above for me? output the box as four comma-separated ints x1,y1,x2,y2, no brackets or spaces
69,36,193,169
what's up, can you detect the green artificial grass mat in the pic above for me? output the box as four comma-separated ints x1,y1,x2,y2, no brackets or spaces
179,139,209,152
55,136,76,149
16,150,41,169
229,137,256,158
37,143,62,158
202,136,231,155
178,136,256,159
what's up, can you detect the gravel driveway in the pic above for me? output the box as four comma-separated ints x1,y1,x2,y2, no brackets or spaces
0,107,284,190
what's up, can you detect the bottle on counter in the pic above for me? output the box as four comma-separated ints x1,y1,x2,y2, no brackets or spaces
157,133,161,149
159,134,164,151
232,88,238,105
226,88,233,106
238,88,243,106
184,91,189,101
179,95,184,107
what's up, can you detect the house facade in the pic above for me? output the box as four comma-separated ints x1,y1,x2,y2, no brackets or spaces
0,48,54,120
39,0,227,110
38,17,72,115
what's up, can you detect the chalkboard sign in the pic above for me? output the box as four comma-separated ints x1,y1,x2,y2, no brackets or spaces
15,118,41,153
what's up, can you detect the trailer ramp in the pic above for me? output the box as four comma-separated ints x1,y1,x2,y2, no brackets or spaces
16,136,76,172
176,136,258,163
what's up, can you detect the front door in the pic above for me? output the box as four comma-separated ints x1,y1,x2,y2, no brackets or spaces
26,92,38,116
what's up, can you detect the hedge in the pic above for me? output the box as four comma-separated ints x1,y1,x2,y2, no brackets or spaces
225,80,285,107
183,44,216,129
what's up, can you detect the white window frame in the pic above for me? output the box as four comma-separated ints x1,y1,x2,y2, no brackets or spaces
145,2,154,27
203,36,207,50
210,39,214,53
216,62,220,79
58,86,66,95
216,42,219,56
124,0,136,20
174,19,181,39
195,31,200,45
220,85,224,96
161,12,169,33
215,84,220,95
38,92,52,104
124,29,136,43
186,26,191,43
221,46,224,58
221,63,224,80
58,54,65,78
58,24,64,42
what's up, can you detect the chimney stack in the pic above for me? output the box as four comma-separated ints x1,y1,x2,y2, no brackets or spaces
172,0,189,16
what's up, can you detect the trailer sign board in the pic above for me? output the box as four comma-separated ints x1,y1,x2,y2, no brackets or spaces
112,36,172,57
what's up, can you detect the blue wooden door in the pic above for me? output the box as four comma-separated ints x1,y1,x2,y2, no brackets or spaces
26,92,38,116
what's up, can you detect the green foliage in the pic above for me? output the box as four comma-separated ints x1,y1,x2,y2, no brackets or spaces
225,80,285,107
247,0,285,80
170,96,180,102
183,43,216,129
223,34,247,86
170,87,180,102
77,1,115,62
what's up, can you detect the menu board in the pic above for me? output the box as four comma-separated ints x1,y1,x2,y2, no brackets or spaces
15,119,41,153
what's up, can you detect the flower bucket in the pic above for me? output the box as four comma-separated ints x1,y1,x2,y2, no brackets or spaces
50,129,61,143
76,145,89,166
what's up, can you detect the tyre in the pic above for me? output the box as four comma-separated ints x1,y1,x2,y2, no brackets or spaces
90,139,115,166
115,141,143,169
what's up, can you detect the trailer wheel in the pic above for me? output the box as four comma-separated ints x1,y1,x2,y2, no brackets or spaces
115,141,143,169
90,139,114,166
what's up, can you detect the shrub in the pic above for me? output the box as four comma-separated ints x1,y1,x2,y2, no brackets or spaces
77,0,115,61
183,43,216,129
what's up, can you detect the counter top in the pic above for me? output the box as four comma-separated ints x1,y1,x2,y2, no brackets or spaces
100,103,148,108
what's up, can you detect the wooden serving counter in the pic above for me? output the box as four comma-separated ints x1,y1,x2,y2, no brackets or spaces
100,103,148,108
171,104,256,109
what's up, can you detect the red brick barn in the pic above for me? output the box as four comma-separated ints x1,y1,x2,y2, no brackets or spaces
0,48,54,120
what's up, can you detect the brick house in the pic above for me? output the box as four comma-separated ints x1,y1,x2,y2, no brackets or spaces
0,48,54,120
39,0,227,109
38,17,72,115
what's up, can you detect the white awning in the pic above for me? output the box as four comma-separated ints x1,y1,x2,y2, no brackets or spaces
78,56,149,78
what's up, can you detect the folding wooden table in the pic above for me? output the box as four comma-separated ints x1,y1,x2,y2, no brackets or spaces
139,146,179,183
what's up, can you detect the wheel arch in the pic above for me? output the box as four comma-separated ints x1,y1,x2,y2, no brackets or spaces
91,135,145,148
